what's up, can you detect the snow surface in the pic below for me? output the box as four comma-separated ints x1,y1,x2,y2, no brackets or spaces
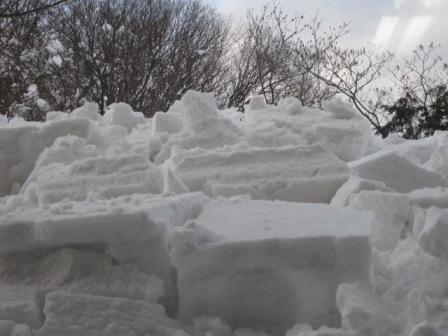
1,91,448,335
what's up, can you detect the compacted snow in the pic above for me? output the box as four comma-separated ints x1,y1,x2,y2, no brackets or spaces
1,91,448,336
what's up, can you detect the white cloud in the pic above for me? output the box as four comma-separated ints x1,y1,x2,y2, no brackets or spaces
212,0,448,55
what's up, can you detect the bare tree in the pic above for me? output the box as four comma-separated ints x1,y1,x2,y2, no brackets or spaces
0,1,54,119
0,0,68,18
389,43,448,109
293,17,393,135
44,0,229,116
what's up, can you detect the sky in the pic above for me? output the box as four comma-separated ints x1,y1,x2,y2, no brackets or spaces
211,0,448,55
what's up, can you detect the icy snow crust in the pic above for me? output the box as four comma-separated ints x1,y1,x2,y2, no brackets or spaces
1,91,448,335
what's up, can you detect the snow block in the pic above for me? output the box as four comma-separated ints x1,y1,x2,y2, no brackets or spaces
322,98,360,120
418,207,448,260
0,286,42,328
307,122,371,162
168,144,350,203
330,176,393,208
336,282,400,336
171,199,373,333
425,132,448,178
348,151,448,193
0,118,93,196
151,112,183,136
0,321,32,336
0,248,165,303
277,97,304,115
103,102,145,132
350,191,410,251
36,291,174,336
24,154,163,204
0,192,208,254
409,187,448,209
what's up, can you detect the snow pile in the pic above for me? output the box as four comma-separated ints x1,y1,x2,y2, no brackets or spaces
1,91,448,335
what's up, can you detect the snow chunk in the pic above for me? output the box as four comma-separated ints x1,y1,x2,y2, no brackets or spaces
0,286,42,328
154,96,243,164
307,121,372,161
36,291,174,336
349,151,448,193
0,115,7,125
0,118,93,196
248,95,267,111
331,176,393,208
277,97,304,115
350,191,410,251
425,132,448,179
181,90,218,128
25,154,163,205
71,103,101,122
104,103,145,132
409,187,448,209
0,192,208,254
0,248,164,303
336,282,400,336
418,207,448,260
322,98,359,119
171,199,373,332
151,112,183,136
169,144,350,203
194,316,232,336
0,321,32,336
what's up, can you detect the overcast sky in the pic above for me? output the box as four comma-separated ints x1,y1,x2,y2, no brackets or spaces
212,0,448,55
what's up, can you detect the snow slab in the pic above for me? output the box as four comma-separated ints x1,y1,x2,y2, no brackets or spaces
171,199,373,333
103,102,145,132
0,118,93,196
22,153,165,205
350,191,410,251
0,248,164,303
35,291,175,336
0,286,42,328
330,175,393,208
168,144,350,203
154,92,243,164
306,121,371,162
418,207,448,260
409,187,448,208
0,320,32,336
348,151,448,193
336,281,401,336
0,192,207,254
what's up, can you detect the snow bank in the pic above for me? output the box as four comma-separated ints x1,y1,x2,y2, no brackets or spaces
171,199,373,333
